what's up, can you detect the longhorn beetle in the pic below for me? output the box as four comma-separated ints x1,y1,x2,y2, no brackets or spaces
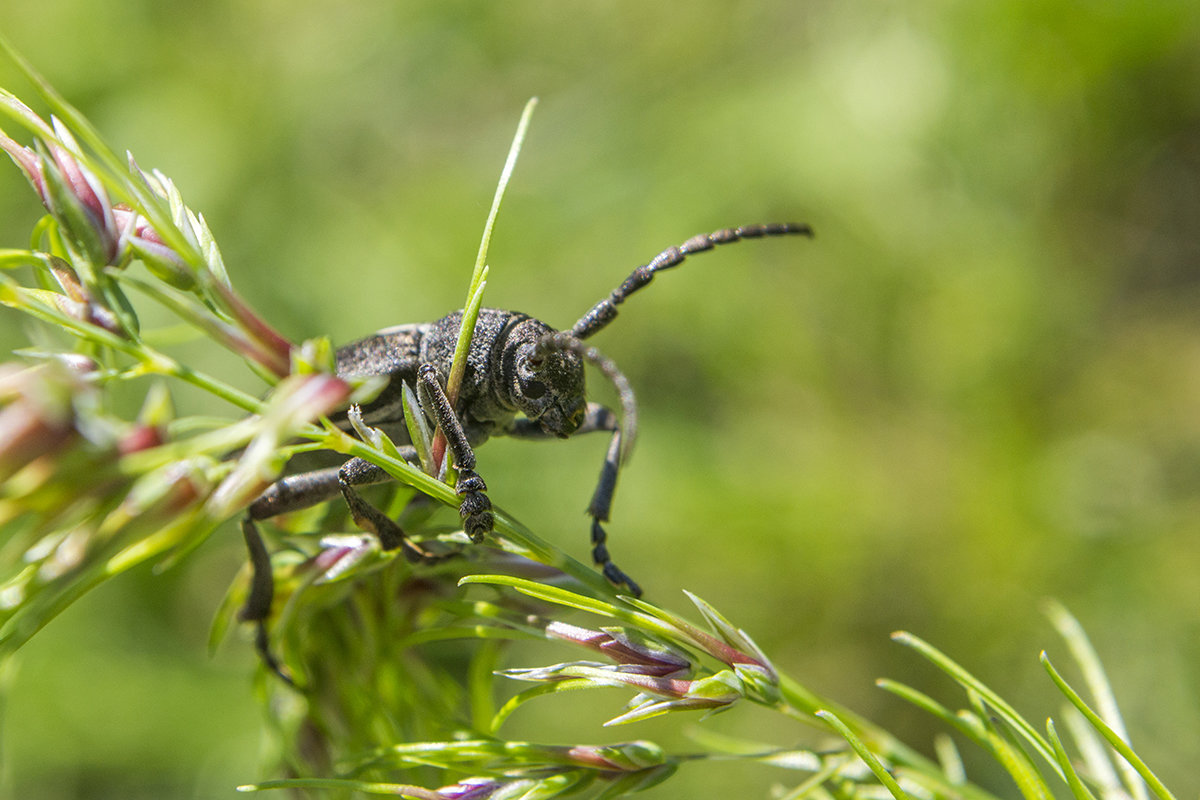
240,222,813,681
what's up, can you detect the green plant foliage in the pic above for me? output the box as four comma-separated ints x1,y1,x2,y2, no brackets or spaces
0,3,1196,798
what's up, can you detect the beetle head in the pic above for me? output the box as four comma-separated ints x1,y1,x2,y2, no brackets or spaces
533,330,638,463
502,319,586,437
499,319,636,459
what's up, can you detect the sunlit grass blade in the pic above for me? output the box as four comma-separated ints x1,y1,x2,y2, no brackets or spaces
459,574,625,618
816,709,912,800
876,678,981,743
932,733,965,785
445,96,537,406
979,724,1053,800
892,631,1059,779
1045,719,1098,800
1040,652,1176,800
1045,601,1147,800
1062,706,1124,797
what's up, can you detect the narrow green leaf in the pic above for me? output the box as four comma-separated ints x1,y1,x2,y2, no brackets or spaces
401,379,434,474
445,96,537,405
1045,718,1098,800
1041,652,1176,800
491,682,580,732
468,639,502,733
1062,706,1124,796
932,733,965,785
815,709,912,800
892,631,1059,778
1045,601,1148,800
458,574,623,617
876,678,986,746
237,777,437,796
980,726,1053,800
592,764,676,799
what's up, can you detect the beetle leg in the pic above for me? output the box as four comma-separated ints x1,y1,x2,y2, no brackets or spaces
335,456,446,562
585,423,642,596
240,447,442,685
238,517,295,685
417,364,495,543
507,402,641,596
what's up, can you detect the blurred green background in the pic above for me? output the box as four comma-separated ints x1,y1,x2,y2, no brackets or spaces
2,1,1199,797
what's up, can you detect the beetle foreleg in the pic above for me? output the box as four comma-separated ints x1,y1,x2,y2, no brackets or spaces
507,402,641,596
337,456,447,562
417,364,495,542
587,427,642,596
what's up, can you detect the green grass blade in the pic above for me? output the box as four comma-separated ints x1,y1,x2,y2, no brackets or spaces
981,727,1053,800
876,678,986,745
445,97,537,405
458,574,623,617
1045,601,1148,800
815,709,912,800
892,631,1060,779
933,733,966,785
1041,652,1176,800
1062,707,1124,796
1045,719,1099,800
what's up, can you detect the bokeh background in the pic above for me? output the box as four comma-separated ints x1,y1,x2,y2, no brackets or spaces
2,2,1199,797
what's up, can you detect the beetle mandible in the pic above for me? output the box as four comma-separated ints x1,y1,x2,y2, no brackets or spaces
240,222,813,681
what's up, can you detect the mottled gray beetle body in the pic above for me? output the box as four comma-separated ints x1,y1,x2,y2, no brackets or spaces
241,223,812,684
338,308,586,447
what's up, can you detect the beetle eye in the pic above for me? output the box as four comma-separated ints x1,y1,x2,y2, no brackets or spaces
522,379,547,400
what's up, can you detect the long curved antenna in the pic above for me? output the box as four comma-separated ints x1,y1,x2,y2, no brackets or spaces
571,222,813,341
535,331,637,464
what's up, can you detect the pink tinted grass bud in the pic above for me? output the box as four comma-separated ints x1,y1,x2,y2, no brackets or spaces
209,279,294,378
279,373,353,423
546,621,690,677
115,459,210,522
54,354,99,375
40,257,123,334
312,534,375,582
500,662,742,713
565,741,665,771
44,291,123,336
45,257,87,302
0,363,81,481
47,119,115,256
0,395,77,482
0,132,42,194
658,591,779,688
435,777,499,800
33,137,119,267
117,423,165,455
111,204,196,290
